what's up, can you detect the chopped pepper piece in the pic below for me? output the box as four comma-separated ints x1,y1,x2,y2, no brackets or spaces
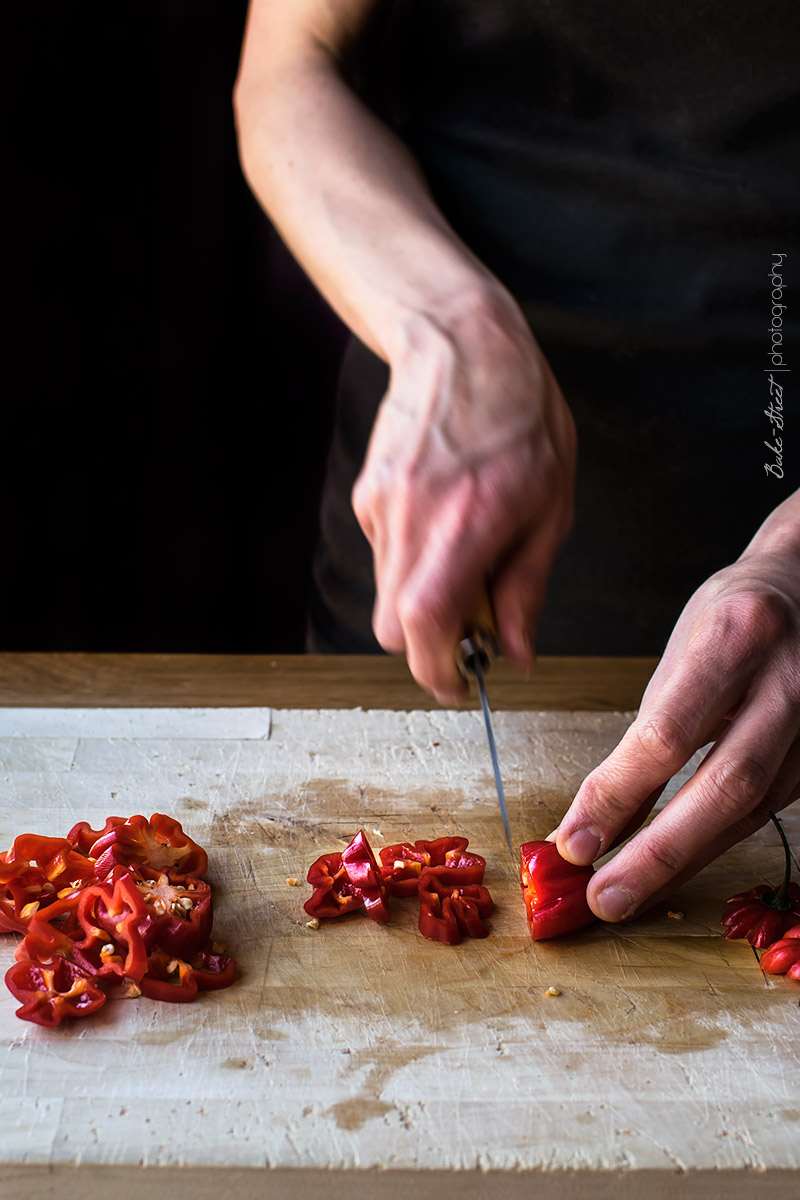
5,955,107,1026
340,830,390,922
520,840,596,940
71,870,154,984
379,836,486,896
303,852,365,919
90,813,209,879
132,867,213,958
418,867,493,944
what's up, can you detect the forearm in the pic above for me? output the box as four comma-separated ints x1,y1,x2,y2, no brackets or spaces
234,28,504,363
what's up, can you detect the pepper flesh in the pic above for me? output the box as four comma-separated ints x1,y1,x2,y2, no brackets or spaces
520,840,596,940
417,867,493,944
759,922,800,979
379,837,485,897
90,813,209,879
5,955,107,1026
340,830,390,922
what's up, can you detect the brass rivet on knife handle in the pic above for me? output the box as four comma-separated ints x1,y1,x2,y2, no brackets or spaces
457,584,500,678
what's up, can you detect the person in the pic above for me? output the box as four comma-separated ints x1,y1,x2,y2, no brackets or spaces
234,0,800,924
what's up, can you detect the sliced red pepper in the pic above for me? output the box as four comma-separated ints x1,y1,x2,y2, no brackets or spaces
418,867,494,944
66,816,125,857
5,955,107,1026
90,813,209,879
303,852,365,918
340,830,390,922
131,868,213,958
15,892,83,963
70,870,153,984
0,836,98,933
520,840,596,940
140,947,199,1003
379,836,485,896
760,923,800,980
190,944,237,991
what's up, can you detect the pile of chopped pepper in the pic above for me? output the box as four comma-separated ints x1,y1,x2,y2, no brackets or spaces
304,830,494,944
1,813,235,1026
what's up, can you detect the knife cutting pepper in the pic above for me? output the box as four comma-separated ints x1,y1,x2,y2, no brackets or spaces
520,839,596,940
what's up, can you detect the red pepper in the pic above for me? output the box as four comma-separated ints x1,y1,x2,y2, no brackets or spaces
70,870,153,984
722,815,800,949
417,867,493,944
303,852,365,919
304,831,390,921
759,923,800,980
89,813,209,879
190,944,237,991
379,836,486,896
0,835,98,933
15,892,83,963
140,947,199,1003
520,840,596,940
66,816,125,857
132,868,213,958
340,830,390,922
140,942,236,1003
5,955,107,1026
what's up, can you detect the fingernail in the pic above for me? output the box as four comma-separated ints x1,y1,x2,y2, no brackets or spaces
544,828,559,842
563,826,602,865
595,885,636,923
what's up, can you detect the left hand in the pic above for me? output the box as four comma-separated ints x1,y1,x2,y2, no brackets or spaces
551,490,800,922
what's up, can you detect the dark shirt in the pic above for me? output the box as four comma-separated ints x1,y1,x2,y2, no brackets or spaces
309,0,800,655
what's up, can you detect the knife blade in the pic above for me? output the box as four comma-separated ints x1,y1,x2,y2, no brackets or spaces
458,613,515,864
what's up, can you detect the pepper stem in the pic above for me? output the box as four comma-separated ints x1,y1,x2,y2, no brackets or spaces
770,812,793,909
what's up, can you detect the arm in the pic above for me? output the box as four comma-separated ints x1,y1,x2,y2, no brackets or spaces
552,490,800,920
234,0,575,701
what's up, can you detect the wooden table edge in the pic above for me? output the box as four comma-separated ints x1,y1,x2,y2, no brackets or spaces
0,653,657,711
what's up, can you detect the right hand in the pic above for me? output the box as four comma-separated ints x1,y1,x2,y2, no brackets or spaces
352,287,577,703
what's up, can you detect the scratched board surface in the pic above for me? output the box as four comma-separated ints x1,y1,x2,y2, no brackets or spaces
0,707,798,1194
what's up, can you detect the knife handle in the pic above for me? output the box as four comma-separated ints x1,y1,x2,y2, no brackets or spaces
457,585,500,677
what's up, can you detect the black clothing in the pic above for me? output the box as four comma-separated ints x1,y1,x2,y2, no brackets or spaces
310,0,800,655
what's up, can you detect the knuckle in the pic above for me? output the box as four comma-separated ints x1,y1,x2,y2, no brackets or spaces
634,712,694,770
702,755,771,817
637,834,684,879
701,589,794,655
579,771,634,826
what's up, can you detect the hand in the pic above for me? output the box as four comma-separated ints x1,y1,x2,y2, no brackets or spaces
352,288,576,704
552,491,800,922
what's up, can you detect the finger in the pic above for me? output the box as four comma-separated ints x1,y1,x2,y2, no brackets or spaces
554,616,764,866
491,517,564,672
587,683,800,921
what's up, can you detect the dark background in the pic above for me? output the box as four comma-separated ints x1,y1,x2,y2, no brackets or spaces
4,1,345,652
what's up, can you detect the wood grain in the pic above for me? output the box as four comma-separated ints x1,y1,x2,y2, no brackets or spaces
1,706,798,1199
0,653,658,711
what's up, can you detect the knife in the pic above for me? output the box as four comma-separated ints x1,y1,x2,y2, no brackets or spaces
457,591,515,864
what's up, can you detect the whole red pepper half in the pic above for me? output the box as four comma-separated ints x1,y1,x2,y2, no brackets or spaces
89,813,209,880
417,867,493,944
759,923,800,981
379,837,486,897
5,955,107,1027
520,840,596,940
721,815,800,949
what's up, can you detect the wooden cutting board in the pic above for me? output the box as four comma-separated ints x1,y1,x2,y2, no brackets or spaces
1,705,798,1200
